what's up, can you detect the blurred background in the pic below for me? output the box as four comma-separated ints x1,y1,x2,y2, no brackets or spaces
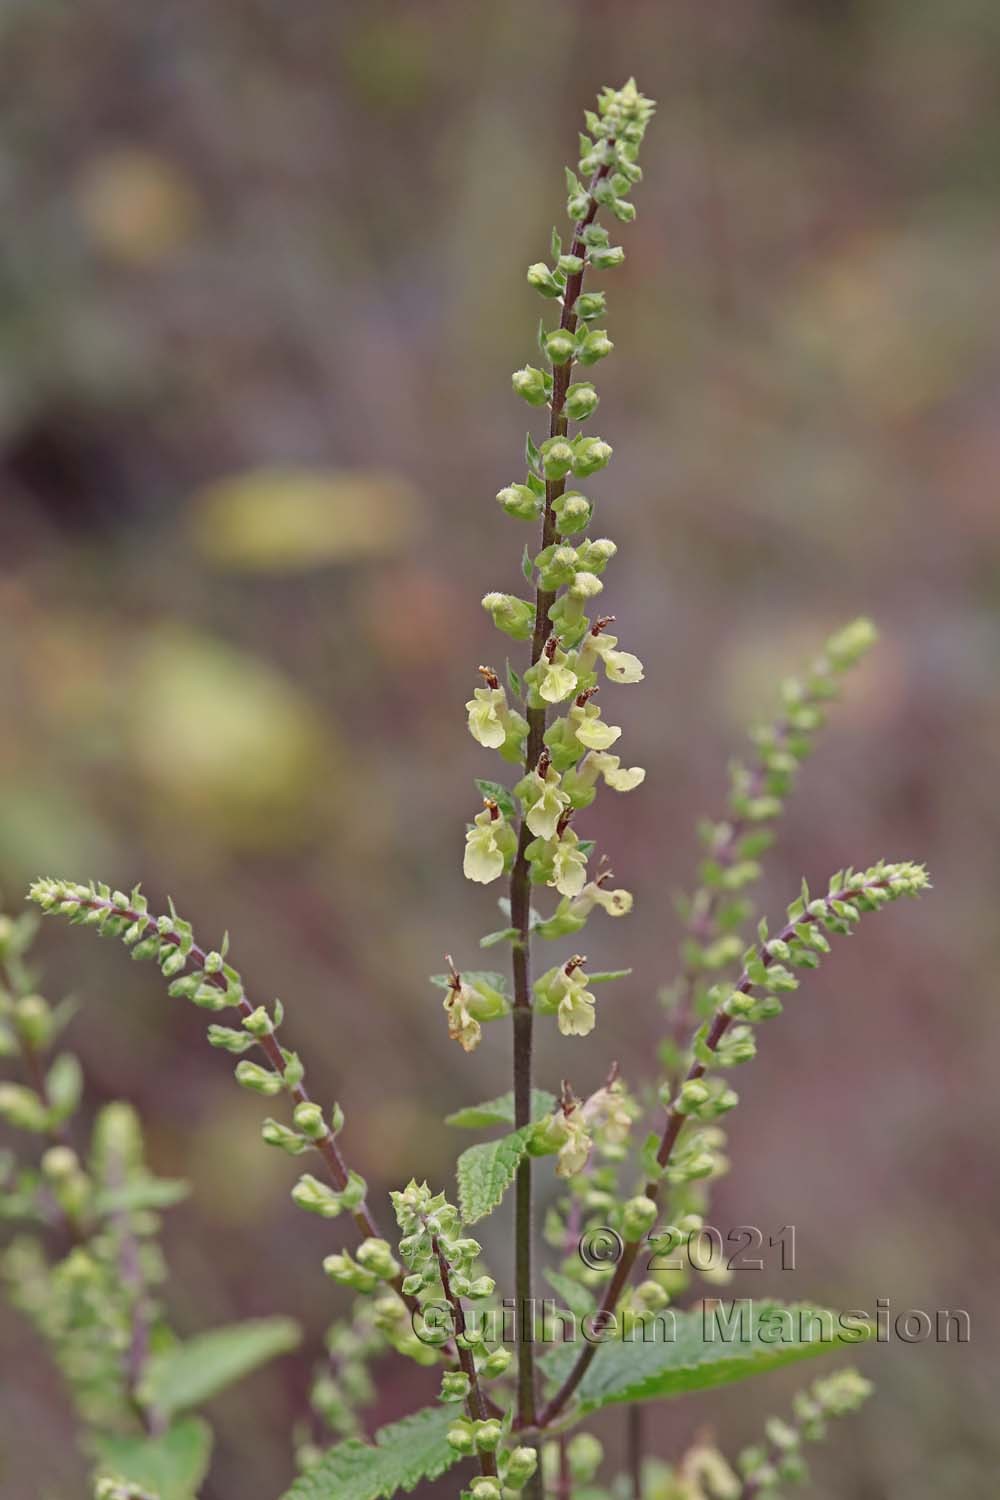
1,1,997,1495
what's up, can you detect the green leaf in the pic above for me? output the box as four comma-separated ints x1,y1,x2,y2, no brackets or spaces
46,1053,83,1122
587,969,632,985
141,1318,301,1420
457,1126,534,1223
541,1302,872,1416
474,779,516,820
445,1089,557,1129
506,659,523,700
280,1405,460,1500
479,927,519,949
521,543,533,582
544,1268,596,1321
94,1176,191,1216
93,1418,213,1500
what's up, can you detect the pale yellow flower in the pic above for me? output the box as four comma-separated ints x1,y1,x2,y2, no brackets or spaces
466,685,509,749
523,767,570,841
463,808,506,884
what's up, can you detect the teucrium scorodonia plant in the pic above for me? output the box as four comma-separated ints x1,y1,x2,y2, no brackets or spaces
9,80,931,1500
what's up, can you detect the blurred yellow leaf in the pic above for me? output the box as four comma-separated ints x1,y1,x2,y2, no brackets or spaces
189,468,421,572
127,627,338,850
75,148,200,265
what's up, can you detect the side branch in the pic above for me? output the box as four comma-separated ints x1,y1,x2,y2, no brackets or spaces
539,864,927,1426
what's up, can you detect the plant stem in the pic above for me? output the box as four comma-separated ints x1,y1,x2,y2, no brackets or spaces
59,893,419,1313
627,1404,643,1497
508,155,616,1490
556,1431,573,1496
539,871,899,1427
432,1235,498,1480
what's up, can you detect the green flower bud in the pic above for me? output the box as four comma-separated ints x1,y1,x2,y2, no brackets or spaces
293,1101,326,1139
497,483,542,521
569,570,604,600
467,1274,496,1299
292,1173,344,1218
476,1419,503,1453
338,1169,368,1209
567,1432,604,1481
826,617,878,669
574,291,607,322
577,537,617,573
440,1370,471,1402
677,1079,711,1115
469,1480,502,1500
205,1026,254,1050
504,1447,539,1487
159,947,187,978
447,1420,476,1454
0,1083,49,1132
482,592,535,641
553,491,592,535
322,1251,378,1293
242,1005,274,1037
481,1346,512,1378
234,1060,283,1096
556,252,584,276
622,1194,658,1242
589,243,625,270
565,382,599,421
355,1237,401,1281
543,327,576,365
777,1453,809,1484
610,196,637,223
41,1145,78,1180
540,437,576,480
189,983,230,1012
533,544,579,591
571,435,613,476
635,1278,671,1311
576,328,614,365
261,1117,309,1155
13,995,52,1050
511,365,550,406
547,593,589,650
526,262,562,298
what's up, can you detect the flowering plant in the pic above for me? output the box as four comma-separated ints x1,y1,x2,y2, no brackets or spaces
3,80,929,1500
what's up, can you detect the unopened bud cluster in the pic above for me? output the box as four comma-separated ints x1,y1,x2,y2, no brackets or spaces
739,1369,874,1492
667,619,881,1054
